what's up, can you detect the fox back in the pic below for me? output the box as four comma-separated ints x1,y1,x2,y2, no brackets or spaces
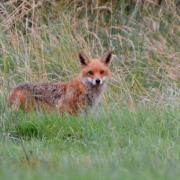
8,51,113,114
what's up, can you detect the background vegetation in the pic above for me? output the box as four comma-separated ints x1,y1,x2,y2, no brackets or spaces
0,0,179,179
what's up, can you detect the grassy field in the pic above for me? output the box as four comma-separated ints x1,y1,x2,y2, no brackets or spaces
0,106,179,180
0,1,180,179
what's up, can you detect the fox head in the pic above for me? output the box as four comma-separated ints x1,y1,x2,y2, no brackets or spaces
79,51,113,87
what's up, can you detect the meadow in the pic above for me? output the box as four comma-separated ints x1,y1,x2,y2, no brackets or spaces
0,1,179,179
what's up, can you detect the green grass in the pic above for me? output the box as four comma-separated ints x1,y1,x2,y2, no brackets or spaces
0,106,179,180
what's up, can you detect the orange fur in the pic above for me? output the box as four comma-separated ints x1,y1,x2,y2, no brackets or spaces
8,51,113,114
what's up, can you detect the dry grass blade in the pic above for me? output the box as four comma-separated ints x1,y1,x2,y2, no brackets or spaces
0,0,43,31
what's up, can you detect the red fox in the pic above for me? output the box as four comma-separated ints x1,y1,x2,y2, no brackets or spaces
8,51,113,114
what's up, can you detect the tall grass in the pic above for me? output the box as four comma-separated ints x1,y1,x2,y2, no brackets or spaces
0,0,179,104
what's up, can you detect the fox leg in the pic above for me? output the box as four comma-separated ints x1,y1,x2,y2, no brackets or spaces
9,89,32,112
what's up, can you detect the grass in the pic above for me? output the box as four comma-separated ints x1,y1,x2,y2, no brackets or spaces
0,105,179,180
0,1,180,179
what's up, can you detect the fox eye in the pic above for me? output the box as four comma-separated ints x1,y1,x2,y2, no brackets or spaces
88,70,93,75
100,70,105,75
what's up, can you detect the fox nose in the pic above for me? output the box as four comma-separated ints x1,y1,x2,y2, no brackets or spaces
95,79,101,84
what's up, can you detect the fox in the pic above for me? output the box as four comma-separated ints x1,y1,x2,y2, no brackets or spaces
8,51,113,114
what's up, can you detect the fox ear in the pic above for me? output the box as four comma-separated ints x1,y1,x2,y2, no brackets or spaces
79,52,90,66
101,50,113,65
